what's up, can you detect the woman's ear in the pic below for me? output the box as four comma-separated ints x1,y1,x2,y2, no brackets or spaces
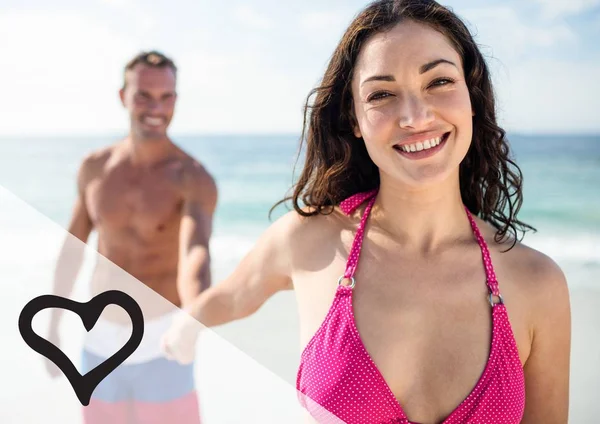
350,103,362,138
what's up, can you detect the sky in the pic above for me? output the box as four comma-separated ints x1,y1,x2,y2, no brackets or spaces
1,0,599,136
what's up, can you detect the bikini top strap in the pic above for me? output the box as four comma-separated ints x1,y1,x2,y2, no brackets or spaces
339,193,500,297
464,206,500,296
339,189,378,280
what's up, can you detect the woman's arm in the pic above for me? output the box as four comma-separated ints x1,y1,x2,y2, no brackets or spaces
187,210,296,325
521,256,571,423
161,210,299,363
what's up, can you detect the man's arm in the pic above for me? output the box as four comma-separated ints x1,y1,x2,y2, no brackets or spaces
521,256,571,423
47,156,95,336
177,165,218,308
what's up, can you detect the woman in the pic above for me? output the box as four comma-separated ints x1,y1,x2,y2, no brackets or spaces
162,1,571,422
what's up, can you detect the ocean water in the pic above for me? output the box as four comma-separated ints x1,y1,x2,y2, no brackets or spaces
0,133,597,288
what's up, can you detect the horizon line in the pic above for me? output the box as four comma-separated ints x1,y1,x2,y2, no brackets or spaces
1,130,599,139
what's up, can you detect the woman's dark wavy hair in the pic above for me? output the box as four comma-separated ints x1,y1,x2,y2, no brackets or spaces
271,0,535,247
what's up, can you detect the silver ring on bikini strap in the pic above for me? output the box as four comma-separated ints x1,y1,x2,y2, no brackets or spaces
489,292,504,307
338,275,356,289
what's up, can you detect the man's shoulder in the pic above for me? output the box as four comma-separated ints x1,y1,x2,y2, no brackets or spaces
85,142,118,160
77,144,118,187
183,156,215,186
177,151,216,193
174,150,217,213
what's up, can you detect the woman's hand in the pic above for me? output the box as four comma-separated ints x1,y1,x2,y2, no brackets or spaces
160,309,203,365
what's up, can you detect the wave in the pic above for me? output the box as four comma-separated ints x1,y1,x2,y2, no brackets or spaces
524,232,600,264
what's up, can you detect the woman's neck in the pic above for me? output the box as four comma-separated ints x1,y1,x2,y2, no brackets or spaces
371,173,473,254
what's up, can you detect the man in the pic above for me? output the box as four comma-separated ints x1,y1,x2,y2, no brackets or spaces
46,51,217,424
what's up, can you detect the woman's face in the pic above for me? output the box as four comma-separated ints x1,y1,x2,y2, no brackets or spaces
351,20,473,189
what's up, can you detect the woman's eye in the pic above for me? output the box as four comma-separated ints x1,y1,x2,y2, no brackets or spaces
429,78,455,88
367,91,392,102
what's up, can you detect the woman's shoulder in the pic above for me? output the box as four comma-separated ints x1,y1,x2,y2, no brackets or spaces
472,217,566,289
260,203,363,270
270,204,360,244
492,237,567,295
482,224,570,325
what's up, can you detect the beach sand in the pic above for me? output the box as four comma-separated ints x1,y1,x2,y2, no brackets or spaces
566,288,600,423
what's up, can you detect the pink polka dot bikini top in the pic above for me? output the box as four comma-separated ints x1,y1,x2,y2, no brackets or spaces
296,190,525,424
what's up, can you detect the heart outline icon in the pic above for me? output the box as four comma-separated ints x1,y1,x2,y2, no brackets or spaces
18,290,144,406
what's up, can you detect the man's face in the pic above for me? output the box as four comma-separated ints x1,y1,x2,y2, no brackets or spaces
120,64,177,141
